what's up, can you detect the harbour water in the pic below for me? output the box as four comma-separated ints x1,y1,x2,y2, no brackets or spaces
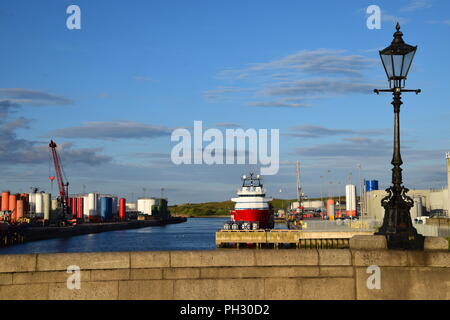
0,218,229,255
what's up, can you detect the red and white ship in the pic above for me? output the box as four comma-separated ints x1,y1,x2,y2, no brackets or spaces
228,173,274,230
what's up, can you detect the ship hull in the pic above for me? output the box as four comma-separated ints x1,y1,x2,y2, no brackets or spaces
231,209,274,229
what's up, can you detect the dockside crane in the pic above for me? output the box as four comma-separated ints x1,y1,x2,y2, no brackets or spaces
49,140,75,226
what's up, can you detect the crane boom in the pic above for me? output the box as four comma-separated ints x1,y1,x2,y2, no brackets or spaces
49,140,71,222
49,140,66,197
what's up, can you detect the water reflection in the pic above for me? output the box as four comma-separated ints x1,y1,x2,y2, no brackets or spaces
0,218,228,255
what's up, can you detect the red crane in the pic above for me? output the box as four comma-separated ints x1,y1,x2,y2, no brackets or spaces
49,140,73,225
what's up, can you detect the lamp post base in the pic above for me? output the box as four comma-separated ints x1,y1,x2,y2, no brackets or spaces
376,231,425,250
375,185,425,250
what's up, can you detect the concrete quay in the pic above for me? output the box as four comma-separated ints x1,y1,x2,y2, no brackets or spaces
0,237,448,300
216,230,374,248
1,217,187,247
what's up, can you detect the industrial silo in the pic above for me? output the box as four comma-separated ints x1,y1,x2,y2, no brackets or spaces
8,194,17,213
16,200,24,220
1,191,9,211
100,197,113,221
43,193,51,221
77,197,83,219
112,197,118,219
88,193,98,220
119,198,126,221
35,193,44,218
345,184,357,217
28,193,36,214
137,198,157,215
51,199,58,211
83,196,89,219
327,199,335,219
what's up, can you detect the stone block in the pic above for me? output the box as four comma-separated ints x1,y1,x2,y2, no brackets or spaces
173,278,264,300
200,266,319,279
13,270,90,284
0,254,36,273
0,274,13,285
130,268,163,280
0,284,49,300
170,250,255,268
301,278,355,300
91,269,130,281
130,251,170,268
353,250,408,267
264,278,355,300
264,278,303,299
319,267,354,277
37,252,130,271
406,251,427,267
163,268,200,279
356,267,450,300
118,280,173,300
318,249,351,266
425,252,450,267
349,235,387,250
255,250,318,266
424,237,449,251
49,281,118,300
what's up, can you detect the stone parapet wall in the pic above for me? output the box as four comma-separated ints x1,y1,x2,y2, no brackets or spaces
0,249,449,300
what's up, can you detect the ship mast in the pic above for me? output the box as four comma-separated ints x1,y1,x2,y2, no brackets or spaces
296,161,302,212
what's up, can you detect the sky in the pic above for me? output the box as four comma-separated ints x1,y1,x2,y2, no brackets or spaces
1,0,449,204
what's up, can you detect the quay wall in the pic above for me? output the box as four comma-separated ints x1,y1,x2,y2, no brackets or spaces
0,248,449,300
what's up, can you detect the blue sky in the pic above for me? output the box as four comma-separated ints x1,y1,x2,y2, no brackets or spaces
1,0,449,204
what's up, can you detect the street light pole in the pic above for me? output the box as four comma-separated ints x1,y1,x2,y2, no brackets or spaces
374,23,424,250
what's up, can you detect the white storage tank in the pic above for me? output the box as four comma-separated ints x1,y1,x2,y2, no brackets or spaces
137,198,158,215
29,193,36,213
51,199,58,211
88,193,98,217
43,193,51,220
35,193,44,218
83,196,89,218
126,203,137,211
345,184,357,217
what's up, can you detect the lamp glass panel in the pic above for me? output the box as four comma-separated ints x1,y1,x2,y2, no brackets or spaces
381,54,394,78
402,51,415,77
393,55,404,78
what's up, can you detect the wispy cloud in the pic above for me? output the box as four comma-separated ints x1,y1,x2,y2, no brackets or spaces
215,122,241,128
382,14,409,25
248,98,311,108
0,105,110,166
264,79,377,97
427,19,450,25
206,49,377,107
286,125,387,139
203,86,250,102
296,137,391,158
401,0,432,12
219,49,376,80
0,88,74,106
47,121,172,140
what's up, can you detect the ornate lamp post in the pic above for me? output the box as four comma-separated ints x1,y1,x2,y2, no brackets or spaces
374,23,424,250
